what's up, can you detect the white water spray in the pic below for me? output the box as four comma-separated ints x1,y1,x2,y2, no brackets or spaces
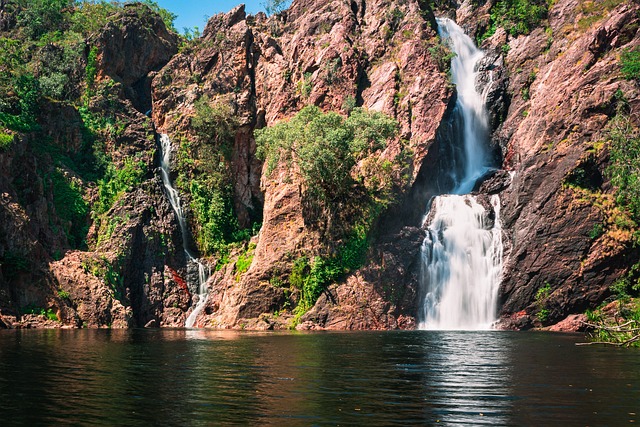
418,18,503,330
158,133,210,328
419,195,503,330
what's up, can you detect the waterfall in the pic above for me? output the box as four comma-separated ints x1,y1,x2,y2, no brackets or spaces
417,18,503,330
419,195,502,330
158,133,211,328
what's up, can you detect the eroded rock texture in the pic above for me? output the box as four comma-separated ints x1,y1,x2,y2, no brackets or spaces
151,0,451,329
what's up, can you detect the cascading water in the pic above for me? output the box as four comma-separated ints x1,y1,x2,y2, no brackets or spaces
417,18,503,330
158,133,210,328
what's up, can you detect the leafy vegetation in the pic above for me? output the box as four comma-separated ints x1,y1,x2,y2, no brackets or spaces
175,96,256,256
96,158,147,215
621,48,640,81
428,37,455,74
256,106,398,219
0,132,14,151
606,114,640,223
584,301,640,347
50,170,89,248
480,0,549,42
535,282,552,323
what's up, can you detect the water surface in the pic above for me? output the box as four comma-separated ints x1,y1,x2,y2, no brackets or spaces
0,330,638,425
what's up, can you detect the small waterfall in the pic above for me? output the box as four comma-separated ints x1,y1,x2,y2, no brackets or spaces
417,18,503,330
158,133,210,328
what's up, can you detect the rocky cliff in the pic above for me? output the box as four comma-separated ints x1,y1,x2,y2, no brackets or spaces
1,0,639,331
468,0,640,329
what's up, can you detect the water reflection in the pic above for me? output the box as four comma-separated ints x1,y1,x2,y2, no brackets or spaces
419,331,513,425
0,330,639,425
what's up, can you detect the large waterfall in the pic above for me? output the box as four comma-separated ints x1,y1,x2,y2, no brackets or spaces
159,134,210,328
418,18,503,330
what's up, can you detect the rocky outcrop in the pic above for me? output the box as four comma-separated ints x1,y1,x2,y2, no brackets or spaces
482,0,640,328
300,226,424,330
95,3,178,112
152,0,451,329
0,3,186,328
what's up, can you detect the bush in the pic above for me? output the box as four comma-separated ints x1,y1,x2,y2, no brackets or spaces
191,96,237,160
189,177,243,255
621,48,640,81
16,0,73,40
256,106,397,211
0,74,41,132
481,0,548,40
96,158,147,214
607,114,640,221
50,170,89,248
0,132,14,151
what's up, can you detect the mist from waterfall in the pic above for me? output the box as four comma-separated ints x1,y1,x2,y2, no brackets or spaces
159,133,210,328
418,18,503,330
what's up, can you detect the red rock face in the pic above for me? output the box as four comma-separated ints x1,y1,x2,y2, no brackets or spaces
151,0,451,329
484,1,640,329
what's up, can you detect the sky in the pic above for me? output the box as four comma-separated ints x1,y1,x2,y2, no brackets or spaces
154,1,266,33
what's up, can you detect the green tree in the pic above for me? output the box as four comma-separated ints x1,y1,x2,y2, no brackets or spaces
256,106,397,208
15,0,74,40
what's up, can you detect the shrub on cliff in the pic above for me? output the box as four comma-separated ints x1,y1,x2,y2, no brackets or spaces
178,96,252,256
255,106,397,216
481,0,548,41
621,48,640,81
607,114,640,223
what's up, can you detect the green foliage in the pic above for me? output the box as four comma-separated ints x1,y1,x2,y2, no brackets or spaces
606,114,640,221
535,282,552,323
50,170,89,248
69,1,120,34
621,48,640,81
85,46,98,99
589,222,604,240
611,262,640,300
0,74,41,132
235,243,256,280
178,96,255,256
189,178,245,255
585,300,640,347
296,72,313,98
45,308,59,321
57,289,71,300
256,106,397,210
16,0,73,40
191,96,237,159
0,132,14,151
481,0,548,41
428,38,455,73
96,158,147,215
138,0,177,32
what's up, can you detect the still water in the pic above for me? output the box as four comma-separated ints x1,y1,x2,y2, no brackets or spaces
0,329,638,426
